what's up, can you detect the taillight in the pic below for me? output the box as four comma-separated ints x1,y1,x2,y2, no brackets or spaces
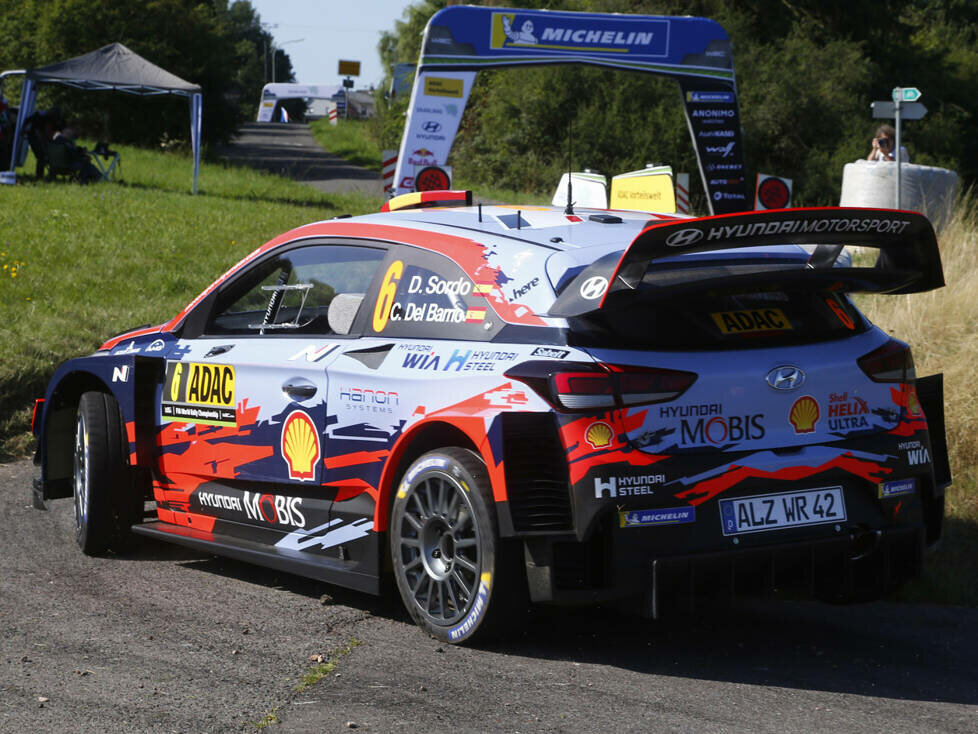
610,365,698,407
553,371,615,409
858,339,916,384
31,398,45,435
506,361,697,412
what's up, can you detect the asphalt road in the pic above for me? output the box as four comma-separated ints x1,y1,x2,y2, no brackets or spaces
2,457,977,733
216,122,384,197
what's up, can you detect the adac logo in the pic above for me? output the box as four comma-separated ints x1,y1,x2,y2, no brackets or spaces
584,421,614,449
281,410,321,481
789,396,820,434
490,12,667,55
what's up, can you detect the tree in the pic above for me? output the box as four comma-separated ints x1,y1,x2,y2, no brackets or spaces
0,0,296,145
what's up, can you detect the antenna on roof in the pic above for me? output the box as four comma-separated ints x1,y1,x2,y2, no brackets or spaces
564,120,574,216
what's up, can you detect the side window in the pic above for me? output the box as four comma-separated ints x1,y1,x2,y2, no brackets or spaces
368,248,498,340
206,245,385,335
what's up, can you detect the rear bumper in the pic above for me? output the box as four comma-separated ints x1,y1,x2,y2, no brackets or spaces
523,524,925,614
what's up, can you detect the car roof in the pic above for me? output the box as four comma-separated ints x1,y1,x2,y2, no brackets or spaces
350,204,678,251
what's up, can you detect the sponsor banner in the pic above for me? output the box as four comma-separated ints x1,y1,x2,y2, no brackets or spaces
162,361,236,426
619,506,695,527
193,487,312,529
423,6,733,70
531,346,569,359
397,346,518,372
393,71,475,195
878,478,915,499
609,166,676,213
660,213,916,249
594,474,667,499
678,78,748,214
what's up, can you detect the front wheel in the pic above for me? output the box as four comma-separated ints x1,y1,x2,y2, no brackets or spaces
390,448,522,644
73,391,137,555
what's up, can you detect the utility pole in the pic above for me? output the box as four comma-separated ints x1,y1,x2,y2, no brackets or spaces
261,23,277,84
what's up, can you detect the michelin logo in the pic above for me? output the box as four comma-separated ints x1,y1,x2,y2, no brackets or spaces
502,16,538,44
687,91,736,104
493,13,666,54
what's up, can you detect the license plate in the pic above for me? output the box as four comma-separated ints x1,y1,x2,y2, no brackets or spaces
719,486,846,536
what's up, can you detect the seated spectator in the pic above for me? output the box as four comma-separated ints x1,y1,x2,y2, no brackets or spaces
866,124,909,162
50,126,101,183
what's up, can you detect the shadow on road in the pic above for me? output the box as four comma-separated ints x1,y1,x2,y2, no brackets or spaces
492,599,978,707
143,539,978,708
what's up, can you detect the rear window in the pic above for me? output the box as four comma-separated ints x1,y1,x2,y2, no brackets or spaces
569,290,866,350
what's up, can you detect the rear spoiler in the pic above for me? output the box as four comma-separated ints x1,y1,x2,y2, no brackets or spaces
549,207,944,317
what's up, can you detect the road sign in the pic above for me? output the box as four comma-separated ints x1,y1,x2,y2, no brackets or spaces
872,100,928,120
338,60,360,77
892,86,921,103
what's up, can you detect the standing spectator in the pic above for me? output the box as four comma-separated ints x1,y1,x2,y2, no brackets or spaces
867,124,909,162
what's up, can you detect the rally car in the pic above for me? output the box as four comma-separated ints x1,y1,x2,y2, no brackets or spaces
32,191,951,643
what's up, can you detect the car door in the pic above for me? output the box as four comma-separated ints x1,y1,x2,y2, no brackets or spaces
154,242,387,544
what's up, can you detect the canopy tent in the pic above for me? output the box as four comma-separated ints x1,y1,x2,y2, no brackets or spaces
4,43,202,192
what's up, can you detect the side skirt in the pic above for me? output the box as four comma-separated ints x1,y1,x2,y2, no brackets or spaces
132,520,380,595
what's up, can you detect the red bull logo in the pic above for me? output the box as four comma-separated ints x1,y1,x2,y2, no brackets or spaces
408,148,437,166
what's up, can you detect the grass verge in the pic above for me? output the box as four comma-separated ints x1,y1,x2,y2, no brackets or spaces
856,192,978,606
309,118,384,172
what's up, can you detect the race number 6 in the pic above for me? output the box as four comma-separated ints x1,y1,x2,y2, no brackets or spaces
373,260,403,332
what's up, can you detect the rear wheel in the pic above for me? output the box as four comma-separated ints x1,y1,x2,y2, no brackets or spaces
73,391,137,555
390,448,522,644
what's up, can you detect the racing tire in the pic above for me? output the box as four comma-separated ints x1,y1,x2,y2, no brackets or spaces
73,391,138,555
390,448,523,644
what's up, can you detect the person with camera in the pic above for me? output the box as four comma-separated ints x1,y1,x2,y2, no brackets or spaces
867,124,909,162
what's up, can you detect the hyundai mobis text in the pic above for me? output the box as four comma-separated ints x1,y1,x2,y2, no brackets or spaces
33,193,951,643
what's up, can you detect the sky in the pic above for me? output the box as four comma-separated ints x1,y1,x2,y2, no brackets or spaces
248,0,419,90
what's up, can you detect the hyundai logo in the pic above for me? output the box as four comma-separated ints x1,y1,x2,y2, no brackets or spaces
422,121,442,133
665,228,704,247
766,366,806,391
579,276,608,300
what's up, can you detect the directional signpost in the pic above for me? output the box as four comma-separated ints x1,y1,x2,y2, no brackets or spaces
871,87,927,209
896,87,921,102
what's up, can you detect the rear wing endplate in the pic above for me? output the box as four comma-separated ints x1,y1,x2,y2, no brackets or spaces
549,207,944,317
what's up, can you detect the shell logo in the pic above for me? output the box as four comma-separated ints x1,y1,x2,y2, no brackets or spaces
907,388,923,417
281,410,321,481
585,421,614,449
789,396,820,434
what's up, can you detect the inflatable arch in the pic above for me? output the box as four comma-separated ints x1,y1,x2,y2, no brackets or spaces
394,5,749,214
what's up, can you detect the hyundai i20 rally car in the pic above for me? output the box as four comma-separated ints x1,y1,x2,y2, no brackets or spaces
32,191,951,643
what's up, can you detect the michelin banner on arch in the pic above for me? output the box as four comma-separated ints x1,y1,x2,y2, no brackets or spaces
393,5,750,213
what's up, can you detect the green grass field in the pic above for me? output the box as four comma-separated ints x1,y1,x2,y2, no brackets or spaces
1,132,975,607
